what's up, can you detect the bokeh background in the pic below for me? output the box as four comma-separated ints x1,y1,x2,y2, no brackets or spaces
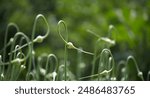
0,0,150,80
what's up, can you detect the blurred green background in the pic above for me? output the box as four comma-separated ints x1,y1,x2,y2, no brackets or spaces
0,0,150,80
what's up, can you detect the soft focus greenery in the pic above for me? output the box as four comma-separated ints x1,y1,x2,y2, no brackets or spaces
0,0,150,80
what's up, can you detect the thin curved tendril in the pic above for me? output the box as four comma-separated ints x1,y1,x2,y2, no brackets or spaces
13,45,21,59
3,16,49,57
126,56,144,81
0,32,30,80
1,23,19,74
91,38,106,77
32,14,50,40
98,49,115,80
11,32,31,61
36,54,58,81
28,14,50,78
117,60,126,80
44,54,58,81
58,20,94,55
0,32,31,66
58,20,68,44
57,20,68,81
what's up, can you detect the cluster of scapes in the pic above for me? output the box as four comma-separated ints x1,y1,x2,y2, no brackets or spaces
0,14,149,81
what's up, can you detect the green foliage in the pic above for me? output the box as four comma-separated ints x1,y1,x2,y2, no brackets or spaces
0,0,150,81
0,14,149,81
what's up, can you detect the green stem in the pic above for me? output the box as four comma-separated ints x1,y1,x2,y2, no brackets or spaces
98,49,115,81
79,69,113,80
2,23,19,74
27,14,50,79
4,32,31,80
126,56,144,81
45,54,58,81
117,60,126,80
58,20,68,81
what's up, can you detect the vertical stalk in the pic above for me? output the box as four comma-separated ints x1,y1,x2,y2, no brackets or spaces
58,20,68,81
27,14,50,80
3,23,19,74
